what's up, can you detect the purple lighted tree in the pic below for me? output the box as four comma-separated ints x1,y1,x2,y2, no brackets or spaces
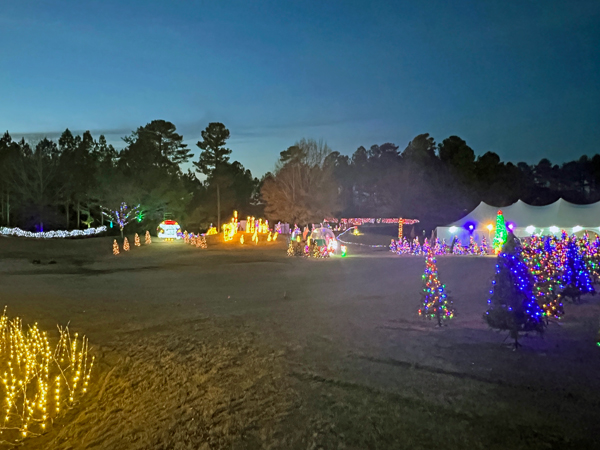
102,202,141,238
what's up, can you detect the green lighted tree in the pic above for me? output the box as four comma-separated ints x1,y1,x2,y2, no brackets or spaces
492,210,508,254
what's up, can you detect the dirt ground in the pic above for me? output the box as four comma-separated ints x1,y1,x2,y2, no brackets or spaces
1,232,599,449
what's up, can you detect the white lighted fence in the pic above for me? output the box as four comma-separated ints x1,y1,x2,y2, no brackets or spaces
0,226,107,238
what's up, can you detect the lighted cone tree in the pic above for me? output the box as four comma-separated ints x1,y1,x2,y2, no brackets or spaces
145,230,152,244
484,233,545,348
418,250,454,326
560,239,595,302
492,210,508,254
522,236,564,320
123,237,130,251
134,233,141,247
112,239,119,255
480,237,489,255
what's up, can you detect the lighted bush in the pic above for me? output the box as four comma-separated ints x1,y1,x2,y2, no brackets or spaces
0,308,94,443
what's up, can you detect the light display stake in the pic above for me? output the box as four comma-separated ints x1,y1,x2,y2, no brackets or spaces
492,210,508,254
134,233,141,247
102,203,141,238
145,231,152,244
112,239,119,255
123,237,130,251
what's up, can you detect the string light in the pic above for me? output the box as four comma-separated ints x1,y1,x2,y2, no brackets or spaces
0,226,107,239
492,210,508,254
0,309,94,443
418,249,454,325
485,235,545,347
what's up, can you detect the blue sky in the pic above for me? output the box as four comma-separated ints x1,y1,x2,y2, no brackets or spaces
1,0,599,176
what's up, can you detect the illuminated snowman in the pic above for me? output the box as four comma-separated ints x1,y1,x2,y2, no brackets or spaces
157,220,182,241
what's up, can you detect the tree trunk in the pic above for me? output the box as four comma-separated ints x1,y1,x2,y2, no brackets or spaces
77,200,80,228
65,202,69,229
217,183,221,231
5,192,9,227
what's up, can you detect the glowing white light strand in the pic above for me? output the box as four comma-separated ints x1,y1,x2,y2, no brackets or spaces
0,226,107,239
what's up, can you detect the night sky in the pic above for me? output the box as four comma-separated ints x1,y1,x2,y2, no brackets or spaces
1,0,599,176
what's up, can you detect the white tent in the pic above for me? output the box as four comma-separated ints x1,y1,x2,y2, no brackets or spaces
436,199,600,245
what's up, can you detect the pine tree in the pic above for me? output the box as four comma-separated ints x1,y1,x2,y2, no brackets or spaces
145,230,152,244
123,237,130,251
112,239,119,255
522,236,564,320
134,233,141,247
480,237,488,255
484,233,545,348
492,210,508,254
467,236,479,255
561,239,595,302
418,249,454,326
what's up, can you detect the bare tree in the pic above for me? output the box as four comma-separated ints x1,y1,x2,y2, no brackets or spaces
262,139,339,224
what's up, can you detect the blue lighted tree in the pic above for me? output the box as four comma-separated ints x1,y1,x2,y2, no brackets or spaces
561,239,595,302
484,233,545,348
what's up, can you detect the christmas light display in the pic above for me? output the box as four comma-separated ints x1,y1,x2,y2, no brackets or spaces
112,239,119,255
199,235,207,249
389,239,397,253
0,226,107,239
0,309,94,443
422,238,431,255
480,237,489,255
521,235,564,320
411,237,422,255
123,237,130,251
272,232,278,241
102,203,141,238
157,220,182,240
492,210,508,254
484,234,545,348
325,217,419,232
467,236,479,255
240,234,245,244
418,249,454,326
145,230,152,244
267,232,272,242
134,233,141,247
561,239,595,302
206,227,217,235
452,239,465,255
252,229,258,244
341,245,347,257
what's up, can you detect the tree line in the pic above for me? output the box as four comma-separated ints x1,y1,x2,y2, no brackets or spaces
0,121,259,233
2,124,598,234
261,134,600,232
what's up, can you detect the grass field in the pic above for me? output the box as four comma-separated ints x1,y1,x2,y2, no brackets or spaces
0,232,599,449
